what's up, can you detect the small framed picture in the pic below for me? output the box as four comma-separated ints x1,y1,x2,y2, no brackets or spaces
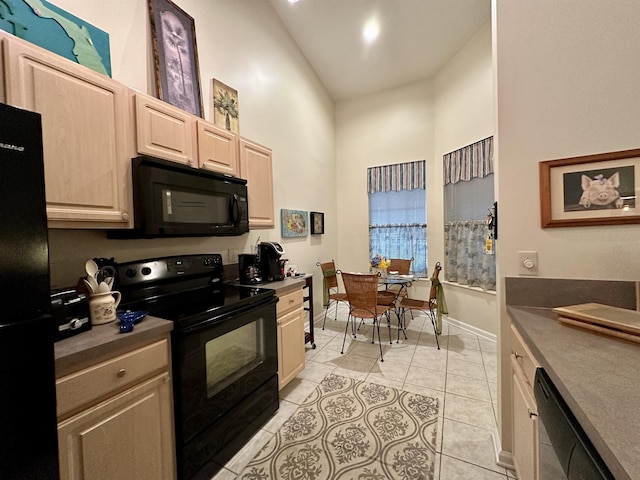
539,148,640,227
310,211,324,235
281,209,308,237
212,79,239,134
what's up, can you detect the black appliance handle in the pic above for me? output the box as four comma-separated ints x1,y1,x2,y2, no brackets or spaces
230,194,240,226
178,295,278,335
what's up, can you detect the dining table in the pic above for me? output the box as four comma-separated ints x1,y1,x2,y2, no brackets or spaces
376,273,416,341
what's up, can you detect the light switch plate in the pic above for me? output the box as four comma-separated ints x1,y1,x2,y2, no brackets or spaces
518,251,538,276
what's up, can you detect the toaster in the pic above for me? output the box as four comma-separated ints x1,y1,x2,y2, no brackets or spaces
51,290,91,342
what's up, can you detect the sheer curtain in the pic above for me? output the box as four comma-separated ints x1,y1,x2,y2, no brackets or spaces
443,137,495,291
368,161,427,276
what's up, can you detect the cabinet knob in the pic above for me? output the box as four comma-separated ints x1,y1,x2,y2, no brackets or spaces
514,351,523,359
117,368,126,378
122,212,130,221
289,298,295,304
528,408,538,418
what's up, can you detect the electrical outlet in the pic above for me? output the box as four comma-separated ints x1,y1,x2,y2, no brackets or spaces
518,251,538,276
228,249,241,264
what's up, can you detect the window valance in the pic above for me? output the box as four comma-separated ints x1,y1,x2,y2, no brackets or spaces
443,136,494,185
367,160,426,193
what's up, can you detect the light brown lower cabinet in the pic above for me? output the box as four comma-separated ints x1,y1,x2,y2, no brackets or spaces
277,288,305,390
510,324,540,480
56,337,175,480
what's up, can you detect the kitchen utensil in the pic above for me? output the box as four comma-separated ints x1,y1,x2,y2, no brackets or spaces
96,266,116,284
82,279,96,294
97,281,110,293
86,275,99,293
85,259,99,279
117,310,148,333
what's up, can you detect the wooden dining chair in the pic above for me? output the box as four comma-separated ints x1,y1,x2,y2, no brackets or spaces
396,262,444,349
341,272,393,362
317,260,348,330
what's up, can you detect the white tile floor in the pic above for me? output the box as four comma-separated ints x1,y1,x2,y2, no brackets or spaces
212,304,517,479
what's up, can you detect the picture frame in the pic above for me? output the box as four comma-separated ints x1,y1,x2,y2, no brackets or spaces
310,211,324,234
212,79,239,134
148,0,203,117
281,209,308,237
539,148,640,228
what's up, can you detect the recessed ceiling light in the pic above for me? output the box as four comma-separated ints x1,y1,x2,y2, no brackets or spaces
288,0,301,3
363,18,380,44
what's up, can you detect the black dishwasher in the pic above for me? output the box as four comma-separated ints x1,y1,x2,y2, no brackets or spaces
534,368,614,480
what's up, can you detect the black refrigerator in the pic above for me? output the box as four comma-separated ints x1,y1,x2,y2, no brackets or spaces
0,102,60,479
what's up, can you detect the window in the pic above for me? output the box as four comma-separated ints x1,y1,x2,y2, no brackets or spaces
443,137,496,291
367,160,427,276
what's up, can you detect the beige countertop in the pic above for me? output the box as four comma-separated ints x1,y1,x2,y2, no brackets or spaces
54,315,174,377
508,306,640,480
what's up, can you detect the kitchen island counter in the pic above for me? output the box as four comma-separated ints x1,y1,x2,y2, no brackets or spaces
508,305,640,480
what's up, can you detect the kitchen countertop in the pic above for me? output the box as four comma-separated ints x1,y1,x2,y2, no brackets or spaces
232,274,309,296
54,315,174,377
508,306,640,480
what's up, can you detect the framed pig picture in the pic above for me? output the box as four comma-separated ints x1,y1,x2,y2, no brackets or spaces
539,148,640,227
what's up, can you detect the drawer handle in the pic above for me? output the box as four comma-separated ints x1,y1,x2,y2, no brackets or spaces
117,368,127,378
289,298,295,304
514,351,523,359
528,408,538,418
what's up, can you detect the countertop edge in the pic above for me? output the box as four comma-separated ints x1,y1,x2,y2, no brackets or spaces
508,305,636,480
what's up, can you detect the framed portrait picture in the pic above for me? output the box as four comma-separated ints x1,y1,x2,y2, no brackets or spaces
212,79,239,134
539,148,640,227
310,211,324,234
281,209,308,237
148,0,203,117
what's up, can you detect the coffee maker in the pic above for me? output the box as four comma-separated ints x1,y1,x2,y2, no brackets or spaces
258,242,285,282
238,253,262,284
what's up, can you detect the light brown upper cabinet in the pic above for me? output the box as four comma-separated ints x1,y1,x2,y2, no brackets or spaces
132,90,239,177
1,32,132,228
239,138,275,229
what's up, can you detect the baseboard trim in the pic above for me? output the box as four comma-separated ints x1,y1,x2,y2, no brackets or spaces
444,316,497,342
492,432,516,470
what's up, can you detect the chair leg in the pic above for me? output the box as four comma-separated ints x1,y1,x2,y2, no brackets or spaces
426,309,440,350
386,311,392,344
322,300,331,330
374,317,384,362
341,313,354,354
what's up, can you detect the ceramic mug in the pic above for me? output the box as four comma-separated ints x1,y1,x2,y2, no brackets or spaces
89,291,121,325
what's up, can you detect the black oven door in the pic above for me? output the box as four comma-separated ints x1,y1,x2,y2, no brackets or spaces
534,368,614,480
173,296,278,444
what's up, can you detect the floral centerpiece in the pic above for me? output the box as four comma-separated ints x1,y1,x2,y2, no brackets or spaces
370,254,389,277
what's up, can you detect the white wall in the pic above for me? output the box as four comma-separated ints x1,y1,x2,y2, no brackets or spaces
494,0,640,456
433,22,496,336
335,79,434,274
335,22,496,336
45,0,337,318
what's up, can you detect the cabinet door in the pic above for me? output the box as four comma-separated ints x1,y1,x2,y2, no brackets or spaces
133,91,197,166
2,33,131,227
512,362,538,480
277,307,305,390
197,120,239,176
239,138,274,228
58,373,175,480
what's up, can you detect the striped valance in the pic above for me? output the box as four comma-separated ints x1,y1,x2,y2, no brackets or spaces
367,160,426,193
443,136,494,185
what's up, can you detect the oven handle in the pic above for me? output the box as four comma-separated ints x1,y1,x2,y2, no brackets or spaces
178,295,278,335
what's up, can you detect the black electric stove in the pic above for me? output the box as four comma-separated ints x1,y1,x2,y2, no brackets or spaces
115,254,279,480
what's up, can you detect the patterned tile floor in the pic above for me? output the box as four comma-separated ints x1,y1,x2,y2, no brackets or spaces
212,304,517,479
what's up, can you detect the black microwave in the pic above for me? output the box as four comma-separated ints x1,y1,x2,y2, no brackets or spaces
116,156,249,238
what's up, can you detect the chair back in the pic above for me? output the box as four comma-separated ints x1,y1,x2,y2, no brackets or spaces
341,273,378,312
429,262,442,302
388,258,412,275
319,260,339,290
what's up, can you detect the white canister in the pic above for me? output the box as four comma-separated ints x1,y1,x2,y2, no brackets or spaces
89,291,121,325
